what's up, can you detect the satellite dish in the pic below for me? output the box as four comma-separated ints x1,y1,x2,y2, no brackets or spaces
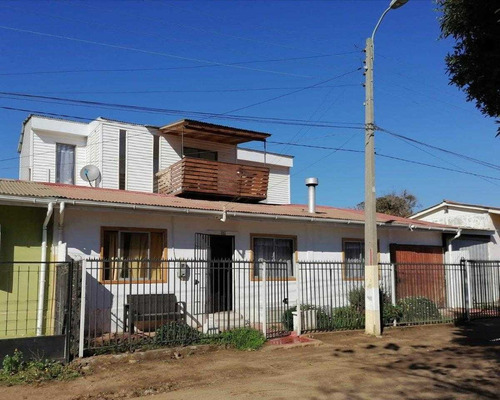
80,165,101,187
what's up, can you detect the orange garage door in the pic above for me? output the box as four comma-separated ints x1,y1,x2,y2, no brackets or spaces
390,245,445,307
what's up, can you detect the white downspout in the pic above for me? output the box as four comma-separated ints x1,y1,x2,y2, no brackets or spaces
58,202,66,261
447,229,462,264
36,202,54,336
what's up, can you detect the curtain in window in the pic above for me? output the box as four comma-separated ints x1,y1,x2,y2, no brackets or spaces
253,237,294,278
121,232,149,279
344,241,365,279
56,144,75,184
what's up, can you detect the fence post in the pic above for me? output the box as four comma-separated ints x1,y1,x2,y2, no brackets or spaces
64,261,74,363
78,260,87,358
262,261,267,338
296,262,302,336
464,259,472,321
390,263,397,326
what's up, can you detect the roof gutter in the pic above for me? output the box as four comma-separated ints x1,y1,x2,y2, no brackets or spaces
0,194,459,233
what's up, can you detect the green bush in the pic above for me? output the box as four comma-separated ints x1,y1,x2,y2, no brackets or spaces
282,305,330,331
0,350,80,385
347,287,402,325
217,328,266,350
397,297,441,323
331,306,365,330
154,322,201,346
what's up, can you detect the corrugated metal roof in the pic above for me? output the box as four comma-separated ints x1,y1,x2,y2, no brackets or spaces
0,179,455,230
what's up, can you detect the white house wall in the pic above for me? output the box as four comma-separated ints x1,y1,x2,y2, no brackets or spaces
62,207,443,334
31,130,87,184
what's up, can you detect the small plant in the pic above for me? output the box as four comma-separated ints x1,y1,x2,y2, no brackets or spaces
2,349,24,375
331,306,365,330
0,350,80,385
397,296,441,323
218,328,266,350
347,287,402,326
154,322,201,347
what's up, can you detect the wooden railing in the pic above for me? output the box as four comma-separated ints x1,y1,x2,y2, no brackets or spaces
157,157,269,202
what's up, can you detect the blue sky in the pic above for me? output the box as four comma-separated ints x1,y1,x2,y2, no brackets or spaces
0,0,498,210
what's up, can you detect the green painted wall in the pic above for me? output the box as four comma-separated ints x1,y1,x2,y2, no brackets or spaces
0,205,54,338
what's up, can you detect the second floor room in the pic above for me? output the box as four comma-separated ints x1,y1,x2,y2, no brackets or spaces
18,115,294,204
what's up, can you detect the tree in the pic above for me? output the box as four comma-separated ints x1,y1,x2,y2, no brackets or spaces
356,190,418,218
436,1,500,134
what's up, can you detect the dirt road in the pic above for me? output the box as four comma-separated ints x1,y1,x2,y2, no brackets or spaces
4,319,500,400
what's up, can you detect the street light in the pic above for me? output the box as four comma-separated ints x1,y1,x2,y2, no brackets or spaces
364,0,409,336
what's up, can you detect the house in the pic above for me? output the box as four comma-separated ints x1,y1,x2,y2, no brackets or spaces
411,200,500,262
4,114,493,349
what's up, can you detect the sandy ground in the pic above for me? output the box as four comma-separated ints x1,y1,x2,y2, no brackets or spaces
4,319,500,400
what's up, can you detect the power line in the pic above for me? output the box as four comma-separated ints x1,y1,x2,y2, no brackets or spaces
0,54,359,77
20,83,359,96
0,25,316,78
377,126,500,172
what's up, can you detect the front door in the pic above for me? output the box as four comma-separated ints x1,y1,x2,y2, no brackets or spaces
207,235,234,313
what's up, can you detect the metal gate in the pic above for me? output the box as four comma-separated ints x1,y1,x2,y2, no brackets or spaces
0,261,75,362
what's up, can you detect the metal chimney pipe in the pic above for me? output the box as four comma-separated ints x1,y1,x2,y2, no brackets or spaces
305,177,319,214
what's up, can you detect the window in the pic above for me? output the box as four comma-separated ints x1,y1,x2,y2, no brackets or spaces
101,228,167,282
343,239,365,280
56,143,75,184
183,147,218,161
252,235,296,279
119,130,126,190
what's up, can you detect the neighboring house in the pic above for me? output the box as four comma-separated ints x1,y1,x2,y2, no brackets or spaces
411,200,499,262
0,202,61,338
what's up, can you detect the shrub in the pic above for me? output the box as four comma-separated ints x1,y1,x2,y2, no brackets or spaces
347,287,402,325
282,305,330,331
2,349,24,375
217,328,266,350
153,322,201,346
397,297,441,323
0,351,80,385
331,306,365,330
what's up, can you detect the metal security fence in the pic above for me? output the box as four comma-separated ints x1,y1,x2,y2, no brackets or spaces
77,258,500,355
79,259,292,355
0,261,74,362
297,261,499,333
466,260,500,319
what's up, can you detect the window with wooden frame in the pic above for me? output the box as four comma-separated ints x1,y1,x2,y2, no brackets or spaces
101,228,167,283
251,235,296,280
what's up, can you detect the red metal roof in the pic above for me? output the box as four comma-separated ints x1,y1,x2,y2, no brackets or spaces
0,179,456,230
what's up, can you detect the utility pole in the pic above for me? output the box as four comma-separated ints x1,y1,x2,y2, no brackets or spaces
364,36,381,336
363,0,409,337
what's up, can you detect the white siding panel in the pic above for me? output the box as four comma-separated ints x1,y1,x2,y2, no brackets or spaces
19,121,32,180
32,131,87,184
101,124,119,189
126,127,153,192
32,132,56,182
265,166,290,204
101,123,154,192
160,135,181,170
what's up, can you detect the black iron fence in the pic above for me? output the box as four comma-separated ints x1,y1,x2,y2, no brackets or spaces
2,258,498,358
297,261,499,333
80,259,292,354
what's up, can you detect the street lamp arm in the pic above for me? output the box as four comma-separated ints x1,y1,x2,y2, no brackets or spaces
371,6,392,43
